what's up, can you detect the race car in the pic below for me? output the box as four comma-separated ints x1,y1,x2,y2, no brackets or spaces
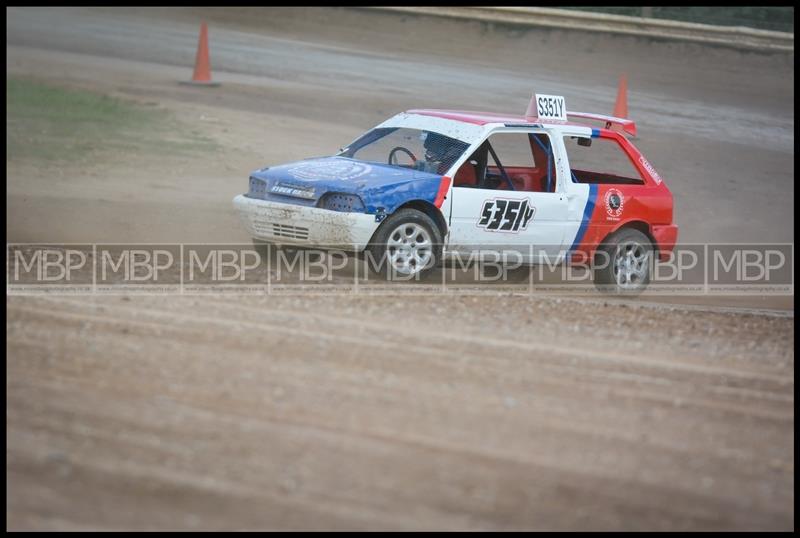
233,94,678,294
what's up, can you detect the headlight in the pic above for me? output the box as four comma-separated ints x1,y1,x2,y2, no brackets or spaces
248,176,267,198
317,193,366,212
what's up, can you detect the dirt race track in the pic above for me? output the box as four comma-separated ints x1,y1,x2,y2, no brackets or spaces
6,7,795,530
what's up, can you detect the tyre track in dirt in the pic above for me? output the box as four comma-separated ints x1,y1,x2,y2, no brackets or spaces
10,295,794,399
7,294,794,530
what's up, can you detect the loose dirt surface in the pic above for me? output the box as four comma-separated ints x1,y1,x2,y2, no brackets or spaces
6,294,795,530
6,7,794,530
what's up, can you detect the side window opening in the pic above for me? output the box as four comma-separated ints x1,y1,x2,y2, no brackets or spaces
528,133,556,193
564,136,645,185
452,132,556,192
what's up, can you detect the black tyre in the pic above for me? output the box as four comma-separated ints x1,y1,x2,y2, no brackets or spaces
366,208,443,280
593,228,653,295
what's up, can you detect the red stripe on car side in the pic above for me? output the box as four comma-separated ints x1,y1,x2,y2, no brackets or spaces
434,176,451,208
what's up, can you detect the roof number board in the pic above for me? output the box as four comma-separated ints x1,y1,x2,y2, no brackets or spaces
535,94,566,122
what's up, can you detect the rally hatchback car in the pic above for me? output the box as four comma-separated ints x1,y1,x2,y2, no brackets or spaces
233,94,678,294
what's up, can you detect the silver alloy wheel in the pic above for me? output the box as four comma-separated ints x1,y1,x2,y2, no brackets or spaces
386,222,433,275
613,241,650,289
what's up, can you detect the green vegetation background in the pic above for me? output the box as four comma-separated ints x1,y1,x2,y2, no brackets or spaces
562,7,793,33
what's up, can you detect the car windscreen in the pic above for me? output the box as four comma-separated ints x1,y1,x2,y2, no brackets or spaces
338,127,470,175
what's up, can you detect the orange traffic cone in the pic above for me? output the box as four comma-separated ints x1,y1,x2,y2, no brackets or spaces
610,74,635,137
613,74,628,119
182,23,220,86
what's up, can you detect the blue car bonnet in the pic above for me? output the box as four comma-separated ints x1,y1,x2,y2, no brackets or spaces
250,156,445,214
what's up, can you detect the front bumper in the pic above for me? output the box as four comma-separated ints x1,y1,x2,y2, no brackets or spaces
233,195,380,251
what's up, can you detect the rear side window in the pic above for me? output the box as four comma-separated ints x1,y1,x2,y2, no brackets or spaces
564,136,645,185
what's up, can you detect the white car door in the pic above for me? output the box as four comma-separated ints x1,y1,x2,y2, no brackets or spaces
445,129,572,264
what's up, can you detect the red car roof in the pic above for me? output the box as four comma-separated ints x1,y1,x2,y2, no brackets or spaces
406,109,532,125
406,108,637,136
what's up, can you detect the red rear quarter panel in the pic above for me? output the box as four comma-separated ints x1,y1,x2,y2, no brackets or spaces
572,131,677,262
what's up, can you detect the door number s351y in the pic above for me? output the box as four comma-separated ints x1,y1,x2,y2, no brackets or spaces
477,199,536,232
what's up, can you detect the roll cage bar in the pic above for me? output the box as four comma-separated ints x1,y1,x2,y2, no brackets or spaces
468,133,555,192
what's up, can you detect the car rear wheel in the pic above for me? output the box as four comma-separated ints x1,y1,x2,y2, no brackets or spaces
367,208,443,280
593,228,653,295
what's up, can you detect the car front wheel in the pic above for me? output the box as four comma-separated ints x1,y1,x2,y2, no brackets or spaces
367,208,443,280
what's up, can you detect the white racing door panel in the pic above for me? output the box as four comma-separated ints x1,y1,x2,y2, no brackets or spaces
448,188,571,263
445,127,586,264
